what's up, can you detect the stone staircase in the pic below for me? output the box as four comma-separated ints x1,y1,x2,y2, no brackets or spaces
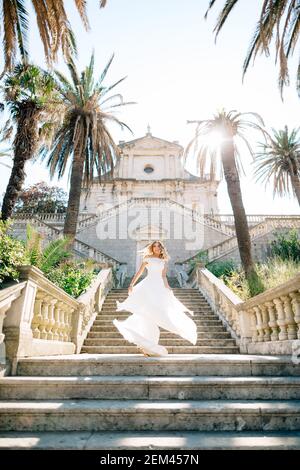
0,354,300,449
81,288,239,354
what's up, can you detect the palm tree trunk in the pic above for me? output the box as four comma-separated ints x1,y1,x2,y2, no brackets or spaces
290,164,300,206
1,103,39,221
221,138,262,295
63,150,85,240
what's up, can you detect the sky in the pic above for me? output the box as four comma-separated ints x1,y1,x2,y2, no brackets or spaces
0,0,299,214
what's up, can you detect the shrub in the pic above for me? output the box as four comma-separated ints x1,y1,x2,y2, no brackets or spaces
47,261,97,298
206,259,237,278
0,221,26,285
220,256,300,300
187,251,209,274
270,229,300,262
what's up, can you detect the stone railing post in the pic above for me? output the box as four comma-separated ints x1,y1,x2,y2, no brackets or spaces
3,277,37,374
0,283,26,376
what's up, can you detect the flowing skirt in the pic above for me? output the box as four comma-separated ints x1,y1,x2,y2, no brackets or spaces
113,273,197,356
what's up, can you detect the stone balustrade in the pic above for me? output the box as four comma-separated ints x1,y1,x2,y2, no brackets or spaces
2,265,114,374
189,266,242,345
178,217,300,266
190,265,300,356
211,214,300,226
75,197,235,237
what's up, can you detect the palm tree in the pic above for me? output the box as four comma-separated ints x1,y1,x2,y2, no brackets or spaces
0,0,107,73
42,53,134,241
1,63,58,221
254,126,300,205
0,120,13,168
205,0,300,97
184,109,267,296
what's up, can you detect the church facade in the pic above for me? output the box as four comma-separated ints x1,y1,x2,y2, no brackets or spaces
77,129,228,277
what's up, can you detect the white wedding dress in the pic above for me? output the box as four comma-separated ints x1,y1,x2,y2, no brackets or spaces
113,256,197,356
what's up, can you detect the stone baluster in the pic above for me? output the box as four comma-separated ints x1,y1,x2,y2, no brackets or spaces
31,291,43,339
281,295,297,340
66,308,74,341
266,300,279,341
253,306,264,342
273,298,288,340
260,303,271,342
40,295,50,340
46,299,57,340
290,291,300,339
53,302,61,341
58,302,66,341
63,307,71,341
250,308,259,342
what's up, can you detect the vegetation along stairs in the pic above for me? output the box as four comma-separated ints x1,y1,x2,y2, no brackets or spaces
81,288,239,354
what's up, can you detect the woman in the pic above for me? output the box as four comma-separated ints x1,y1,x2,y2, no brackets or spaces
113,240,197,356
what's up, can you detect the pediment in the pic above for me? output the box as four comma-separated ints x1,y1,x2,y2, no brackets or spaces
119,135,183,152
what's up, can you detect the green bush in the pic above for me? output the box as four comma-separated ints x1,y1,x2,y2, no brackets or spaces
270,229,300,262
47,262,97,298
206,259,237,278
220,256,300,300
187,251,209,274
0,221,27,285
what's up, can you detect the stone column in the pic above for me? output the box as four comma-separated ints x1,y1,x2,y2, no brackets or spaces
3,279,37,375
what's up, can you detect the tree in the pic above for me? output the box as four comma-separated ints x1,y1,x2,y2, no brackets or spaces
0,0,107,73
0,119,13,168
1,63,58,221
14,182,68,214
41,53,134,240
254,126,300,204
205,0,300,97
184,109,266,296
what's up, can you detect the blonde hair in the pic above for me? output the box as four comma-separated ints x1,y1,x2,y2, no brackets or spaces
137,240,170,262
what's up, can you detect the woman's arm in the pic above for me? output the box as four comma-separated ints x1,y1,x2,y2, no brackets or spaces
128,260,147,293
162,261,171,289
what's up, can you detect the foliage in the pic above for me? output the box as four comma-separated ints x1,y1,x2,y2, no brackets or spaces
14,182,67,214
254,126,300,199
0,222,98,297
0,220,26,285
24,224,70,274
205,1,300,96
206,259,237,278
269,229,300,262
41,53,134,185
47,261,97,298
4,64,57,115
219,256,300,301
0,0,107,72
184,109,267,180
187,251,209,274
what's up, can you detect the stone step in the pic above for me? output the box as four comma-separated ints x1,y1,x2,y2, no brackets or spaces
103,301,209,306
83,338,237,347
87,331,232,339
1,376,300,400
0,431,299,450
101,306,212,312
92,319,223,326
97,313,217,320
80,346,239,354
106,294,206,299
0,399,299,431
111,289,198,292
90,322,225,334
16,354,300,377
